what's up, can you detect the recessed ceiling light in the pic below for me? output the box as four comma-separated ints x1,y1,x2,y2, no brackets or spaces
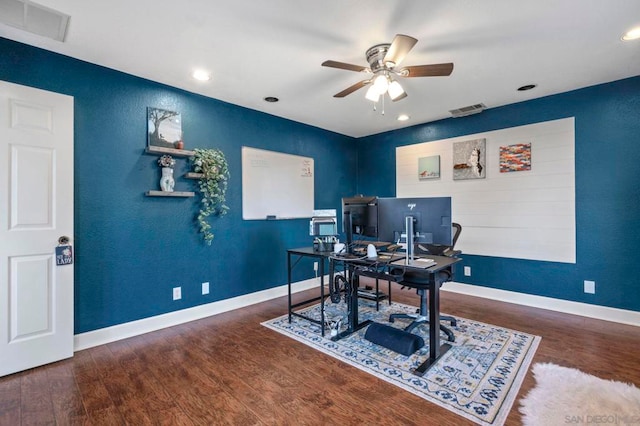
622,27,640,41
264,96,279,103
517,84,537,91
192,69,211,81
397,114,410,121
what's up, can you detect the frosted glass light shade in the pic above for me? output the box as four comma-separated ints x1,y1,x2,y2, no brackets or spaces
388,80,406,100
372,74,389,92
365,85,381,102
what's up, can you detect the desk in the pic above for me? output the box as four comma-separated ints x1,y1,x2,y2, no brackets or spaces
287,247,333,336
334,253,461,376
286,247,390,337
328,252,405,341
287,247,460,375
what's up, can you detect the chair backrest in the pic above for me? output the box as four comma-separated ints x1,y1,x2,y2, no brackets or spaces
399,222,463,285
451,222,462,249
416,222,462,256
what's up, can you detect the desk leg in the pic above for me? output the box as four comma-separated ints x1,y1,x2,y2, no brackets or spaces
320,256,325,337
413,275,451,376
287,252,293,323
351,271,359,327
331,266,372,341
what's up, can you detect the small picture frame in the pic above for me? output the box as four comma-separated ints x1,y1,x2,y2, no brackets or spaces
500,143,532,173
418,155,440,180
147,107,182,149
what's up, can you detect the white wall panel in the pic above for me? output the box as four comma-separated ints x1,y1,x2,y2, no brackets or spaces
396,118,575,263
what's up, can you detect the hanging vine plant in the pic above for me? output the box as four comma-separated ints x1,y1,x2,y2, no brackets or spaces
191,148,229,245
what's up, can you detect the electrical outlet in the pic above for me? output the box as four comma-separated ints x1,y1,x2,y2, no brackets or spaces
584,280,596,294
313,261,318,272
173,287,182,300
464,266,471,276
202,282,210,295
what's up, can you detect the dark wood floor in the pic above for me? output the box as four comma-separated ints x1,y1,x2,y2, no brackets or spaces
2,281,640,425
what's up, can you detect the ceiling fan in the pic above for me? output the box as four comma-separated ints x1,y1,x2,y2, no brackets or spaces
322,34,453,102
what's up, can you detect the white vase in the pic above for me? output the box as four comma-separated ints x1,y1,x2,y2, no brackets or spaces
160,167,175,192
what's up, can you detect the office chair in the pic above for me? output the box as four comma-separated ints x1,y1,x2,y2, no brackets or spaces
388,223,462,342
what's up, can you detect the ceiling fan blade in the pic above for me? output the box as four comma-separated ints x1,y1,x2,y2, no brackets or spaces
334,80,370,98
401,63,454,77
383,34,418,67
322,60,368,72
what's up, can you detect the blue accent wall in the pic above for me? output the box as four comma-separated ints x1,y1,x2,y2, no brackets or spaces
2,37,638,334
0,38,358,333
357,76,640,312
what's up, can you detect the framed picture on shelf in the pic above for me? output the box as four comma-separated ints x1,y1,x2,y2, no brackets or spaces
147,107,183,149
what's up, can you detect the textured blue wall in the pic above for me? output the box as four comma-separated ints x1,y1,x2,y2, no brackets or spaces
357,76,640,312
2,36,638,333
0,38,358,333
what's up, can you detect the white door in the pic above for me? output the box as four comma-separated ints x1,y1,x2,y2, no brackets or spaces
0,81,74,377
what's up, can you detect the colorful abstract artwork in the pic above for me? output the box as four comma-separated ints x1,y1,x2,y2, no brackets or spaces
453,138,486,180
418,155,440,180
500,143,532,173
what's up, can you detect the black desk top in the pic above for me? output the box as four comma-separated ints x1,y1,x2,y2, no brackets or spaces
287,247,334,256
288,247,461,271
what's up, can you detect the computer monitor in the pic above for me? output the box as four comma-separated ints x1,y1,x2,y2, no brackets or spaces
377,197,452,247
341,196,378,254
341,196,378,238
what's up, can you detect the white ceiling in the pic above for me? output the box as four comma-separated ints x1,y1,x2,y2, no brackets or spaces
1,0,640,137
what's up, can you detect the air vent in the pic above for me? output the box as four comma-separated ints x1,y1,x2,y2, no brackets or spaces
0,0,70,42
449,103,487,118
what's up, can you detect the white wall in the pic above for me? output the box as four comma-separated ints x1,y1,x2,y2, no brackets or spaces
396,117,575,263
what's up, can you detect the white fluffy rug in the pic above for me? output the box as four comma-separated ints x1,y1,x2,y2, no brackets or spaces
519,363,640,425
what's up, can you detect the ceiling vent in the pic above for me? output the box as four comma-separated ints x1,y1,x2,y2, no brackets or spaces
449,103,487,118
0,0,70,42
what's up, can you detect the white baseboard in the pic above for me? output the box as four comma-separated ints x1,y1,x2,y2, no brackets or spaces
74,277,323,351
75,277,639,351
443,282,640,327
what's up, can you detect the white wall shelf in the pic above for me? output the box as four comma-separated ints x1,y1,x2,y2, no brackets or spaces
145,190,194,197
184,172,203,179
145,146,194,157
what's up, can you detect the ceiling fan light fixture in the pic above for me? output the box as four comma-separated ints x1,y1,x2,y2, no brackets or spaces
321,34,453,105
372,74,389,93
387,80,405,100
365,85,381,102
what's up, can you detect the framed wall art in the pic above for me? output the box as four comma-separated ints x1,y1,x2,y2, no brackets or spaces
418,155,440,180
453,138,486,180
500,143,532,172
147,107,182,149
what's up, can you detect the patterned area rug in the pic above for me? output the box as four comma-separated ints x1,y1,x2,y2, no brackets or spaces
262,299,540,426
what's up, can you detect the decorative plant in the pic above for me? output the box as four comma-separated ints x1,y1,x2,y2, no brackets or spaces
157,154,175,168
191,148,229,244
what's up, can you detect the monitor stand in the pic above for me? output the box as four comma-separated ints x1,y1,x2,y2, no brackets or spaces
401,215,435,268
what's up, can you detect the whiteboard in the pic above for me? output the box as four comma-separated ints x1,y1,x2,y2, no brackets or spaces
241,146,314,220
